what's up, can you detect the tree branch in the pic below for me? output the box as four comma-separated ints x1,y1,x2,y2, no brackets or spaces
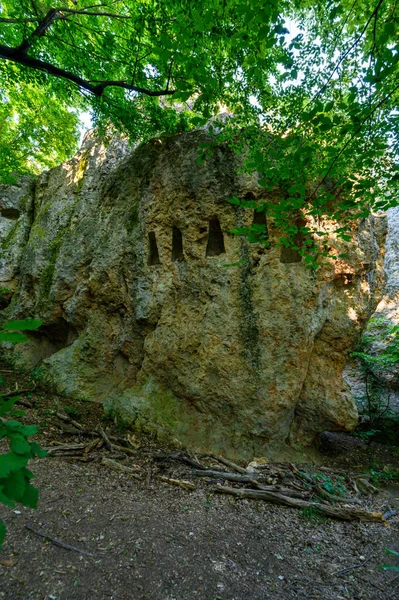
311,79,399,198
0,43,175,97
0,17,38,23
307,0,385,109
18,8,60,54
14,6,131,54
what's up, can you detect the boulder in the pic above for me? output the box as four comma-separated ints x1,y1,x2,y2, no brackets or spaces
0,131,387,458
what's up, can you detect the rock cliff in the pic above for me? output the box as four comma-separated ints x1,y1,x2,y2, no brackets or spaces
344,207,399,416
0,131,387,458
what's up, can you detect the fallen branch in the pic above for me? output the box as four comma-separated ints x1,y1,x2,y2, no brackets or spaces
45,444,86,456
96,427,137,456
208,454,248,474
160,476,196,491
25,524,94,556
154,452,207,470
212,485,387,523
97,426,113,450
84,437,101,454
192,471,310,497
101,457,141,479
192,469,265,482
56,411,85,431
1,385,37,399
332,556,372,575
314,484,361,505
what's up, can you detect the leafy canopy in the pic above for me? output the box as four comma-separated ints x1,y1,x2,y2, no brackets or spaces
0,0,399,258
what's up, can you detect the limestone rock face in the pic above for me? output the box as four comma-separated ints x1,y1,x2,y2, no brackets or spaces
344,207,399,415
0,131,387,458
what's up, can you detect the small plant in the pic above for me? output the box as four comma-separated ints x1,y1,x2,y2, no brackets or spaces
380,548,399,573
351,318,399,427
369,467,399,486
64,405,81,420
300,506,325,522
313,473,347,497
30,368,47,382
0,317,46,547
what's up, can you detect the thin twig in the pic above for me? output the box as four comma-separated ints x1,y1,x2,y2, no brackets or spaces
25,524,94,556
1,385,37,398
97,426,113,450
332,556,372,575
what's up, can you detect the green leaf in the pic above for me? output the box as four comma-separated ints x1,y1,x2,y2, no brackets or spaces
0,332,27,343
3,469,27,502
20,482,38,509
3,319,42,331
385,548,399,557
0,397,20,416
0,487,15,508
20,424,38,437
0,452,28,478
30,442,47,458
10,436,31,456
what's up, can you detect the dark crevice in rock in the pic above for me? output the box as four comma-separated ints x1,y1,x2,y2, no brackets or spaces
206,217,225,257
32,318,79,351
172,226,184,261
148,231,160,265
0,208,20,220
244,191,256,200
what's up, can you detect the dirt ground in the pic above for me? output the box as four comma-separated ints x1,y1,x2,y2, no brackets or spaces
1,361,399,600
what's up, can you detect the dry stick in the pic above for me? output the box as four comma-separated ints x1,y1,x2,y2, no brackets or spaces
212,486,387,523
56,412,85,431
25,524,94,556
192,469,266,482
45,444,87,456
332,556,372,576
101,457,141,478
84,437,100,454
314,484,361,505
160,476,196,491
154,451,207,470
208,454,248,474
97,426,113,450
97,427,137,456
16,398,34,409
1,385,37,398
53,421,124,445
193,470,310,498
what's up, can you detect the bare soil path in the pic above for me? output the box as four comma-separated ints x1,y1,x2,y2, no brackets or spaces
0,360,398,600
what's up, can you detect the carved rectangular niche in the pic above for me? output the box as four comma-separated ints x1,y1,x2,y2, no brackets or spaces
172,226,184,261
206,217,225,256
148,231,161,265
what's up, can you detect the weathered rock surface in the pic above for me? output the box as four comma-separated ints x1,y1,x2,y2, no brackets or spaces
344,207,399,415
0,131,388,458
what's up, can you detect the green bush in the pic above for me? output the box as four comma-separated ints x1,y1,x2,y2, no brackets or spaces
351,318,399,427
0,317,46,547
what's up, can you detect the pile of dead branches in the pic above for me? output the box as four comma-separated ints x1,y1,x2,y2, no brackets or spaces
154,452,391,524
27,405,393,525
